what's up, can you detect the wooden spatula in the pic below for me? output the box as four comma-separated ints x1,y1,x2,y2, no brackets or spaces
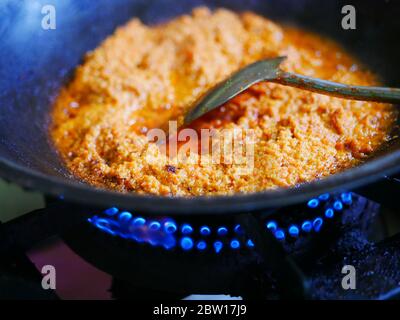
183,56,400,126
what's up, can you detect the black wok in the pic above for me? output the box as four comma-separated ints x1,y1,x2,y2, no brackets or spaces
0,0,400,215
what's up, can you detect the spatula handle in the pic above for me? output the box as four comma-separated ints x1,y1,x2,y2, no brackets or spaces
275,71,400,104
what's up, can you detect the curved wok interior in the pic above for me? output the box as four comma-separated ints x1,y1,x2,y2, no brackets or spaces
0,0,400,199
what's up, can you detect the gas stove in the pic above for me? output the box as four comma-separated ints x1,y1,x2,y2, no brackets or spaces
1,177,400,300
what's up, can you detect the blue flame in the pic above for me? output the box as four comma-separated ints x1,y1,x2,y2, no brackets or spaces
275,229,285,240
288,225,299,237
318,193,330,201
88,191,351,253
164,220,177,234
213,241,223,253
118,211,132,222
104,207,119,216
301,221,312,232
234,224,243,234
196,241,207,251
180,237,194,250
307,198,319,208
132,217,146,227
200,226,211,236
230,239,240,249
149,221,161,231
313,217,323,232
333,200,343,211
266,221,278,232
341,192,352,205
217,226,228,236
246,239,255,248
325,208,334,218
181,224,193,234
89,215,176,249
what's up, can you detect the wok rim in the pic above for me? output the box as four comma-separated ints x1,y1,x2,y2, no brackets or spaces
0,149,400,215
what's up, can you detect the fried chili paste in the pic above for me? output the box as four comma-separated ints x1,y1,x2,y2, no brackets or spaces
51,8,396,196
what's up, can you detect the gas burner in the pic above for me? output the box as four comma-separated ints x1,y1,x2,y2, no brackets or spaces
87,192,353,253
1,185,400,299
54,191,379,298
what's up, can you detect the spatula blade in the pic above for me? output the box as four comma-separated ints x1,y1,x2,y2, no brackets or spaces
183,56,286,125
